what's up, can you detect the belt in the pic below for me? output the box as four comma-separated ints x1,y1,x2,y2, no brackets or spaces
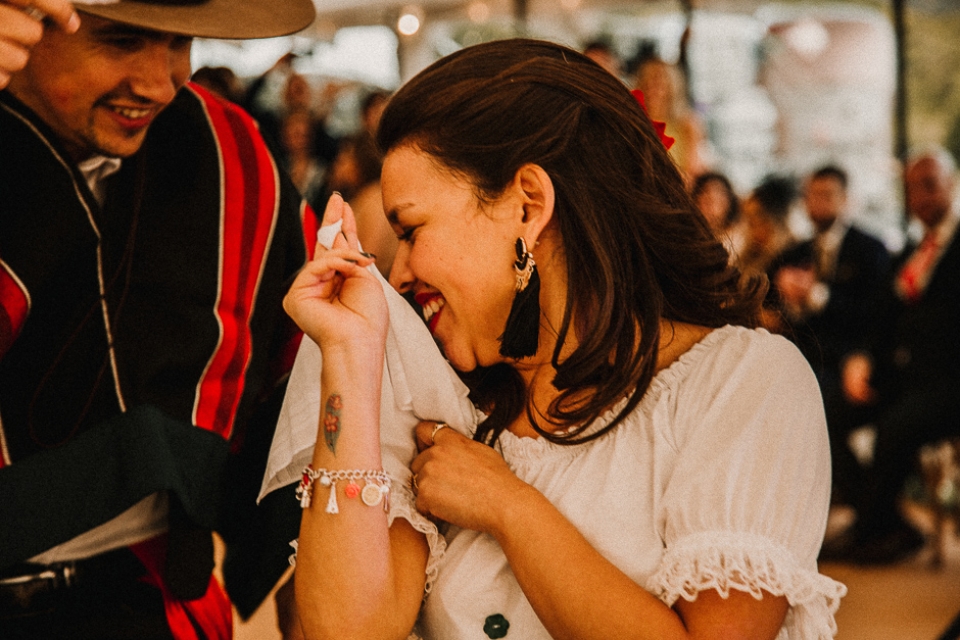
0,561,79,619
0,548,140,620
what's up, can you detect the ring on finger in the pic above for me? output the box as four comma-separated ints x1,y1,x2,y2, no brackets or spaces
411,473,419,493
430,422,449,446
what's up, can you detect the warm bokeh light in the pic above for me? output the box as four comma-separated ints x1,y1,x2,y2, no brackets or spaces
398,12,421,36
785,18,830,59
467,0,490,24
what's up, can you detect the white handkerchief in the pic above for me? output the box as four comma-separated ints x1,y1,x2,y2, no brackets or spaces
259,221,480,501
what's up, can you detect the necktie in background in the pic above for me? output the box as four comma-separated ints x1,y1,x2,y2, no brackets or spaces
813,234,832,280
898,231,939,303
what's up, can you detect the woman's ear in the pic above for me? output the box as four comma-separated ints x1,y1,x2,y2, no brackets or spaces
513,163,555,246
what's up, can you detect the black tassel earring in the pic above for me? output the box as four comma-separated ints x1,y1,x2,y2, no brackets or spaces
499,237,541,358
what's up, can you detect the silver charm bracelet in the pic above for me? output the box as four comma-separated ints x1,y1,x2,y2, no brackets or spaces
296,465,391,514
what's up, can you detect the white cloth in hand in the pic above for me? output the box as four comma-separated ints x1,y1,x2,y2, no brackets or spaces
259,219,480,502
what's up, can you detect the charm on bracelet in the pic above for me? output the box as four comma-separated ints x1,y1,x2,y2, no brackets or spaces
296,465,391,514
361,482,387,507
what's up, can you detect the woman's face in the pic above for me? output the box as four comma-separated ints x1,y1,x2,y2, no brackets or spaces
383,145,521,372
742,196,774,247
695,179,731,231
281,112,313,155
329,143,360,192
634,61,672,118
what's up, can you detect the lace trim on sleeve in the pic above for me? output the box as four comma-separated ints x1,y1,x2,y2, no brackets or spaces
286,478,446,599
646,531,847,640
388,480,446,596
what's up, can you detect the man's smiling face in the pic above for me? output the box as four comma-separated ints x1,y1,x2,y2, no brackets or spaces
8,13,192,160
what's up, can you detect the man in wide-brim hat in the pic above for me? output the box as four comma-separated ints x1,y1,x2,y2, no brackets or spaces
0,0,318,637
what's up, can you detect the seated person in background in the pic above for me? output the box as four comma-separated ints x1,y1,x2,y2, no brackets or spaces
290,74,341,169
632,55,706,184
582,39,624,81
823,148,960,565
326,133,396,277
190,65,243,103
735,175,799,330
281,108,328,212
359,89,391,139
283,38,844,640
767,166,890,510
691,170,746,259
737,174,798,279
243,62,340,170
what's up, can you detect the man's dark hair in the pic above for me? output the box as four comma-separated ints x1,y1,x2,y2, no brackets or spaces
361,90,390,120
810,164,848,191
753,174,798,221
583,39,614,55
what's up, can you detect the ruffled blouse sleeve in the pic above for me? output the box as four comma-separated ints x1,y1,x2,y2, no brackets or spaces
645,329,846,639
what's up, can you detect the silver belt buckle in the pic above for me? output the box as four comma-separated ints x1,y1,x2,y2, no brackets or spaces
0,563,75,588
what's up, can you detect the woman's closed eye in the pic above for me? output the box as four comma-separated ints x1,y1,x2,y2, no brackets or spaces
397,225,418,244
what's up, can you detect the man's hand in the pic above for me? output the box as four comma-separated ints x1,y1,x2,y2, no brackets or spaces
774,265,816,311
0,0,79,89
842,352,877,405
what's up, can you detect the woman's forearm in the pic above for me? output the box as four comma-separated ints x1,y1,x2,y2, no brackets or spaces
492,483,687,640
493,484,787,640
294,346,428,640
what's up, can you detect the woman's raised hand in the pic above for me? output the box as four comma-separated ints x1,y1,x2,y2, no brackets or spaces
283,193,388,353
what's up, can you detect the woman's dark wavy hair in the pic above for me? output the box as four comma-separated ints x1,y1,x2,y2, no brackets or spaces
376,39,766,446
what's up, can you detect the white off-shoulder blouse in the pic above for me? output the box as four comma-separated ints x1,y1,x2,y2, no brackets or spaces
388,325,846,640
268,226,844,639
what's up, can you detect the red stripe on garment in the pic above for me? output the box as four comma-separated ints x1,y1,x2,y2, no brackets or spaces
191,84,278,439
302,200,319,260
129,534,233,640
265,202,313,398
0,260,29,358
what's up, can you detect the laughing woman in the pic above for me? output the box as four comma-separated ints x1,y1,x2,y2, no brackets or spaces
282,39,845,640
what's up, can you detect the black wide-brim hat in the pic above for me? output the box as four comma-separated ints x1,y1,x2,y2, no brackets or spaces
74,0,317,39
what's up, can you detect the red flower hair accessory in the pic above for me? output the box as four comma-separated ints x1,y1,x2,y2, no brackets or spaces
631,89,675,151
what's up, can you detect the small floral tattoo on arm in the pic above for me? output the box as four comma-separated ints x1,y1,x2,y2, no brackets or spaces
323,393,343,455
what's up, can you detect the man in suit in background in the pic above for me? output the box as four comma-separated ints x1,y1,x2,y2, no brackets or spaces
826,148,960,564
770,165,891,511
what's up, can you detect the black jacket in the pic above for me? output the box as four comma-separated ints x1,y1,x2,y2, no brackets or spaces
0,84,309,615
868,222,960,394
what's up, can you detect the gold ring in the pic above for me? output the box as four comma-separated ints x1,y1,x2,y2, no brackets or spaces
430,422,449,445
